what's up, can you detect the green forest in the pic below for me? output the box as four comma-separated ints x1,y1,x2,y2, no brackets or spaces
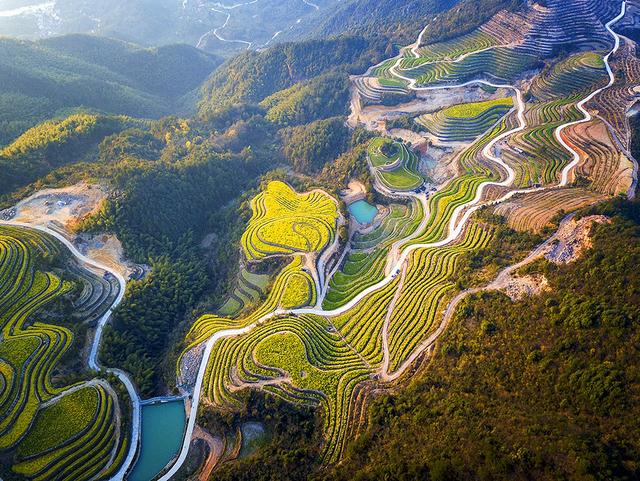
0,35,221,146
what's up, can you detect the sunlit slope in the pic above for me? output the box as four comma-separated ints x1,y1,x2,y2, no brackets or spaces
241,181,339,261
0,226,128,481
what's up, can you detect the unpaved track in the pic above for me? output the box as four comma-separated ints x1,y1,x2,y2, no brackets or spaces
396,213,577,383
164,2,630,478
380,264,407,379
194,426,224,481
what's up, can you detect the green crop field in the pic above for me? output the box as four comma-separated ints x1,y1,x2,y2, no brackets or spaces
416,97,514,142
409,30,500,64
241,181,339,260
443,97,513,118
368,139,424,191
183,129,502,462
218,268,271,316
368,137,400,167
0,0,633,477
17,387,100,459
324,201,423,310
0,226,128,481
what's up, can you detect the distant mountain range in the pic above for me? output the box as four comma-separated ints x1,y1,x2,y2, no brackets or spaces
0,0,342,56
0,0,489,56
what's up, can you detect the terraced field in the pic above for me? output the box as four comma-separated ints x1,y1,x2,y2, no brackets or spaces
590,36,640,151
0,0,633,479
494,188,606,233
416,97,514,142
324,201,423,310
242,181,339,261
169,0,639,475
0,226,128,481
411,30,500,64
218,268,271,316
386,223,492,371
184,203,494,463
68,263,120,325
367,138,424,191
530,52,607,101
408,47,541,87
564,119,634,195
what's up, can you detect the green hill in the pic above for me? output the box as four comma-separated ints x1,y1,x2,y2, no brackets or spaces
323,202,640,481
300,0,522,45
310,0,457,42
198,36,371,117
39,36,221,99
0,113,141,197
0,35,222,145
260,72,351,127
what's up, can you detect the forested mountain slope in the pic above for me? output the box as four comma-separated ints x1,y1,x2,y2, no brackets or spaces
0,0,639,480
39,36,221,99
198,37,373,116
0,113,142,199
0,0,523,59
0,0,344,57
0,35,221,145
199,0,525,117
281,0,523,47
322,201,640,481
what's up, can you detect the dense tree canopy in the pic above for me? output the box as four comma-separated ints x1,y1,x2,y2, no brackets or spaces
198,36,372,116
260,72,351,127
0,114,140,197
102,241,209,396
0,35,221,146
280,117,351,174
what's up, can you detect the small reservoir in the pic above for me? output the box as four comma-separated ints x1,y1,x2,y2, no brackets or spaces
348,200,378,224
128,400,186,481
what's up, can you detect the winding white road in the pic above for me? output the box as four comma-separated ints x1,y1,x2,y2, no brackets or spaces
197,0,323,51
0,220,141,481
302,0,320,11
1,2,627,480
161,1,629,477
197,4,254,50
0,2,54,17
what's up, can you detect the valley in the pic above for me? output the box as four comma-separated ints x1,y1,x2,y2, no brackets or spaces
0,0,340,56
1,0,640,480
163,0,639,476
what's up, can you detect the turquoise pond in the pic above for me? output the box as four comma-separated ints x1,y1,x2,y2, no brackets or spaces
348,200,378,224
128,400,186,481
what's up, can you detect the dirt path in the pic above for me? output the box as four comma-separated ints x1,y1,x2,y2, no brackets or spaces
193,426,224,481
383,213,577,382
380,264,407,380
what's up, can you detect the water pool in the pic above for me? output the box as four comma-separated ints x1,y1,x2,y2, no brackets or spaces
128,400,186,481
348,200,378,224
